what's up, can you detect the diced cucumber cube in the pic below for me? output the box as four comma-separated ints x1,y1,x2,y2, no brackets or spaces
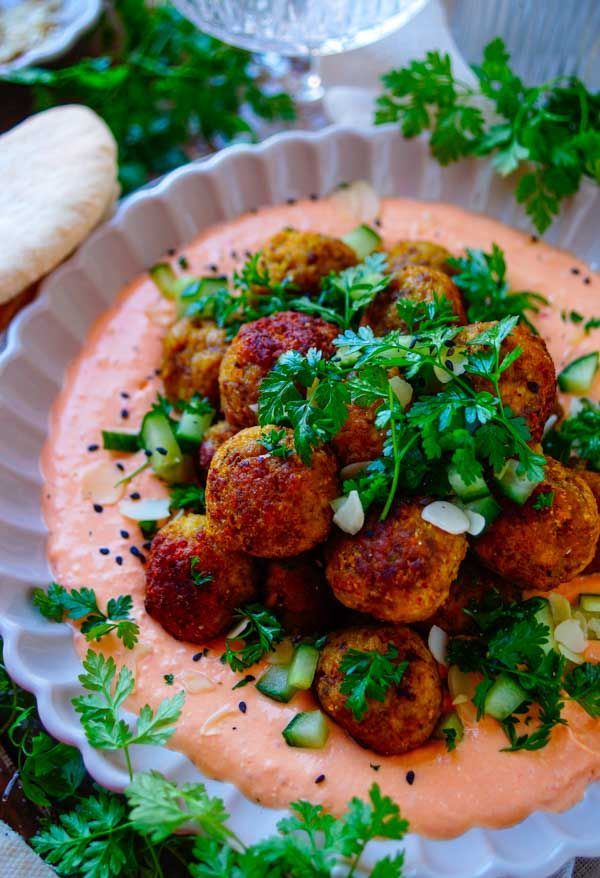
579,594,600,616
175,410,213,450
288,644,319,690
534,599,556,654
484,674,527,720
140,411,183,483
282,710,329,748
464,495,501,530
434,710,464,747
448,465,489,501
342,224,382,261
102,429,140,452
558,353,598,395
256,665,297,703
494,459,540,505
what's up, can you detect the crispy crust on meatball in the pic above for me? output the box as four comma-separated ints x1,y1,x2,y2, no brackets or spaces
315,625,442,755
144,513,258,643
386,240,455,276
325,499,468,622
361,265,467,336
161,317,228,405
198,420,238,476
263,553,338,634
331,402,384,466
257,229,357,295
473,458,600,589
206,426,339,558
219,311,339,429
579,469,600,574
458,321,557,441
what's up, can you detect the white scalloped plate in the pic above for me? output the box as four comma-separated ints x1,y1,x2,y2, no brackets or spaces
1,126,599,878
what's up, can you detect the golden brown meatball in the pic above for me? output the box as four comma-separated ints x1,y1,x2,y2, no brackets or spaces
580,469,600,574
263,553,338,634
198,420,238,476
325,498,467,623
458,321,557,442
161,317,228,405
257,229,357,295
331,402,385,466
428,557,521,635
145,513,258,643
386,240,455,275
219,311,339,429
361,265,467,336
473,458,600,589
206,426,339,558
315,625,442,755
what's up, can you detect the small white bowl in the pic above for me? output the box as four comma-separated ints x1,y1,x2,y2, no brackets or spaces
0,125,598,877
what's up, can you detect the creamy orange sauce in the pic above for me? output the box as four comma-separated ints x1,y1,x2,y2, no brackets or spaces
42,197,600,839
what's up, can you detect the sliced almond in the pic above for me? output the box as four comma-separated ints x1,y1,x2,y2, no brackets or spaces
389,375,413,409
465,509,486,536
180,670,215,694
421,501,470,535
554,618,586,655
549,593,572,625
330,180,380,223
81,459,126,505
200,705,239,736
340,460,371,479
119,497,171,522
428,625,448,666
332,490,364,535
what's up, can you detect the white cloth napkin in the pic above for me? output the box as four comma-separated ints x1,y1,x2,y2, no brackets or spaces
0,821,54,877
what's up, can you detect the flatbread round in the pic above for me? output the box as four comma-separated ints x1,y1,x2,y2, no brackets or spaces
0,104,119,305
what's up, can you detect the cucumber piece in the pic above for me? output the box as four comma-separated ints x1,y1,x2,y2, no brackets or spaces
494,459,540,505
342,224,382,261
433,710,464,747
140,411,183,483
558,352,598,395
534,599,556,654
282,710,329,749
176,275,228,318
288,644,319,690
484,674,527,720
149,263,195,301
464,495,501,530
579,594,600,615
256,665,297,703
448,465,489,501
175,409,213,450
102,429,140,452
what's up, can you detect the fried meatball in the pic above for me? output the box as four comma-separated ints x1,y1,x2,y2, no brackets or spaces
263,553,338,634
219,311,339,428
386,240,455,275
331,402,384,466
161,317,228,405
458,321,556,441
428,557,521,635
257,229,357,295
145,513,258,643
206,426,339,557
325,498,467,622
361,265,467,336
315,625,442,755
580,469,600,574
198,420,238,476
473,458,600,589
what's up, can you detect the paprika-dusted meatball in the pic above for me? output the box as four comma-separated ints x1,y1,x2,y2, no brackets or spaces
458,321,556,441
198,420,238,476
257,229,357,295
325,498,467,622
263,553,338,634
473,458,600,589
428,557,521,635
145,513,258,643
579,469,600,574
161,317,228,405
219,311,339,429
386,240,455,276
331,402,385,466
315,625,442,755
206,426,339,557
361,265,467,336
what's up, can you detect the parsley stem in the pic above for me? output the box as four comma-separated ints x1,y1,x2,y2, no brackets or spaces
124,745,134,782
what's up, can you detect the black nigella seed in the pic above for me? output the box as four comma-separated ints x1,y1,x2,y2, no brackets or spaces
445,359,454,371
571,267,580,275
144,449,153,457
374,217,382,227
406,770,415,785
87,443,99,452
116,462,125,472
120,391,130,399
309,192,319,201
209,263,219,273
115,555,123,566
130,492,141,500
179,255,189,269
286,197,297,205
142,541,152,550
156,446,168,456
130,546,146,562
315,774,326,784
238,701,247,714
370,763,381,771
530,235,539,243
99,547,110,555
167,247,176,256
584,277,591,285
120,529,130,539
192,652,203,662
93,503,103,513
121,409,129,419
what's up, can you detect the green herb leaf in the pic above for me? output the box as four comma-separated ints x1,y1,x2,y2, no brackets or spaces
340,645,409,721
33,584,140,649
220,604,283,672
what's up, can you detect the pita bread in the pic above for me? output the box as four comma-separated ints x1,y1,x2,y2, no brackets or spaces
0,105,119,305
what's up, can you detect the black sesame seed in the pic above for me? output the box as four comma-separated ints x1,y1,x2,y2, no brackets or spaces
99,547,110,555
121,409,129,419
144,449,153,457
374,218,382,227
130,546,146,562
309,193,319,200
238,701,247,714
120,391,130,399
244,249,252,258
315,774,326,784
156,446,168,456
167,247,176,256
571,267,580,275
116,462,125,472
406,770,415,785
130,492,141,500
584,277,591,285
93,503,103,513
530,235,539,243
445,359,454,371
115,555,123,566
87,443,99,452
370,763,381,771
192,652,203,662
286,197,297,205
120,529,130,539
209,263,219,273
142,541,152,550
179,255,189,269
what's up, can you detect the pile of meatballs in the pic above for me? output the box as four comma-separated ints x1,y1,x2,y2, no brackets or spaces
145,228,600,757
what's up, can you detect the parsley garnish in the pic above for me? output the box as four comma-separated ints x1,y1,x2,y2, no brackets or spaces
220,604,284,672
259,427,294,458
163,673,175,686
169,482,206,513
33,583,140,649
442,728,458,753
190,556,214,587
376,38,600,232
543,399,600,471
340,644,409,722
532,490,554,510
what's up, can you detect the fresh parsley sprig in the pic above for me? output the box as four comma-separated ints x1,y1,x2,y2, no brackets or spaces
259,427,295,458
340,645,409,721
220,604,284,672
376,38,600,232
169,482,206,513
543,399,600,471
33,584,140,649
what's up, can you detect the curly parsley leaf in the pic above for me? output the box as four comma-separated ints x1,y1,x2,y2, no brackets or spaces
33,584,140,649
220,604,284,672
564,663,600,718
258,427,294,458
190,556,214,587
169,482,206,513
340,644,409,722
543,399,600,471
